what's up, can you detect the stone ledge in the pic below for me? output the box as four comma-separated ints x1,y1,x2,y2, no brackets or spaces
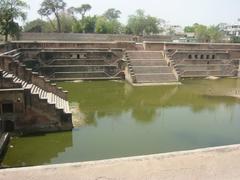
1,144,240,180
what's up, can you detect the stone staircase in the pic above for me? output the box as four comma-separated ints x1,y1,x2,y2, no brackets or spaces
0,70,70,114
0,54,72,133
125,51,178,84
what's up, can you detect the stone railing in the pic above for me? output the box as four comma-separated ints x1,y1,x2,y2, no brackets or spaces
0,55,68,100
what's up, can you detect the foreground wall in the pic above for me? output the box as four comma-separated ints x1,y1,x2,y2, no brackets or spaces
1,144,240,180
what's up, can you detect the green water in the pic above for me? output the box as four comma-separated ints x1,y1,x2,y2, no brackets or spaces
2,79,240,167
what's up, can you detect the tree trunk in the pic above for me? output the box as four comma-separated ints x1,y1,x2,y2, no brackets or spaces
47,16,56,32
4,34,8,42
55,13,61,33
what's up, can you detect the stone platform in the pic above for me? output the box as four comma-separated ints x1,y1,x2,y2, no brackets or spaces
1,144,240,180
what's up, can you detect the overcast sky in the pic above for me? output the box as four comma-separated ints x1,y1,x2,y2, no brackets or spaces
25,0,240,26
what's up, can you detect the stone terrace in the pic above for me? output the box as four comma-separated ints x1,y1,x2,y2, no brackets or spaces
166,49,239,78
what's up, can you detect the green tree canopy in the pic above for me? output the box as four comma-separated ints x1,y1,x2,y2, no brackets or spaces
184,23,223,42
38,0,66,32
126,9,160,35
74,4,92,20
0,0,28,41
24,19,48,32
83,16,97,33
184,26,195,33
103,8,121,21
95,16,123,34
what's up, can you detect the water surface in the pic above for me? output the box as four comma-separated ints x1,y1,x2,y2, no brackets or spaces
2,79,240,167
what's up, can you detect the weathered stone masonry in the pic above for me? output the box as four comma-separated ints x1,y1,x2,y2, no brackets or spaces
0,40,240,133
0,47,73,134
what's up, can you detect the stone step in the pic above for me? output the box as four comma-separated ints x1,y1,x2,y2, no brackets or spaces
181,70,236,77
2,72,8,77
45,93,69,113
176,65,235,71
135,73,177,83
41,65,118,74
132,66,172,74
130,60,167,66
51,77,121,81
54,71,108,78
127,51,164,59
0,69,72,116
50,59,106,65
174,59,233,65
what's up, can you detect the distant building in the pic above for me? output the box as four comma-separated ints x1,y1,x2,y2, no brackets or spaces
219,20,240,37
167,25,184,35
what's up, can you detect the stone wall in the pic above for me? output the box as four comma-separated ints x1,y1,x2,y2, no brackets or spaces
0,89,25,131
17,33,177,42
144,42,240,51
168,50,239,78
0,88,72,134
13,41,137,51
18,33,135,42
0,43,15,54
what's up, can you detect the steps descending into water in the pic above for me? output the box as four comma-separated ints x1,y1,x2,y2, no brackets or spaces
0,51,73,133
125,51,179,84
1,70,71,114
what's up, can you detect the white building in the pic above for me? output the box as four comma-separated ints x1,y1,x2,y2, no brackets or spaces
220,20,240,37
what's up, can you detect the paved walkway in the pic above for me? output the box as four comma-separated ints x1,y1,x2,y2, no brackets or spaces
1,145,240,180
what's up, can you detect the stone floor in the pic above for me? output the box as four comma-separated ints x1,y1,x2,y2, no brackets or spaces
1,144,240,180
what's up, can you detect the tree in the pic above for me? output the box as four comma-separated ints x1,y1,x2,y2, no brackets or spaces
184,26,195,33
145,16,160,34
194,24,209,42
38,0,66,33
72,21,83,33
126,9,161,35
0,0,28,41
207,26,223,43
83,16,97,33
59,12,75,32
95,16,123,34
95,16,109,34
103,8,121,20
24,19,48,32
75,4,92,20
184,23,224,42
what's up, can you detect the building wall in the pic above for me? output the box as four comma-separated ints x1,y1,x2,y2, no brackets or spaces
0,89,25,132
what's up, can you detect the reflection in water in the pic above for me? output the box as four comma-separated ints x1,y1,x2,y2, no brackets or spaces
2,79,240,167
2,132,72,167
70,102,86,127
